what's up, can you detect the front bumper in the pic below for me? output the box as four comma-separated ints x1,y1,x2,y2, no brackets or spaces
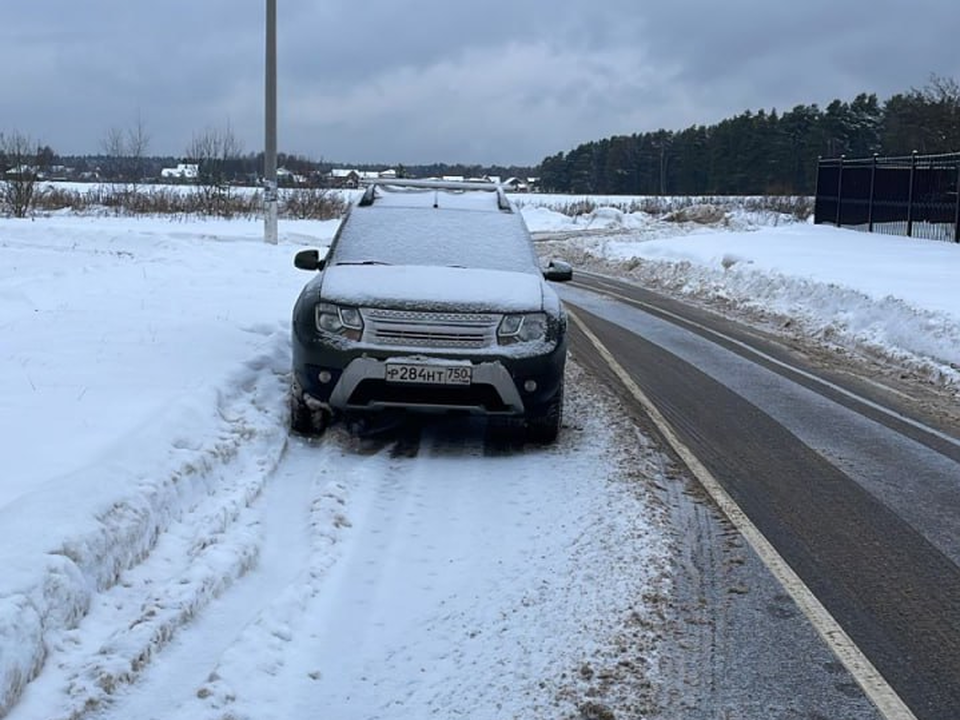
293,340,567,417
332,357,523,413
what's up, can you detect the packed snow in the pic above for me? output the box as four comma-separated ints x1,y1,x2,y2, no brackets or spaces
1,198,958,718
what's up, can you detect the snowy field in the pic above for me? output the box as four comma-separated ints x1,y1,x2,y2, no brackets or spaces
1,200,959,718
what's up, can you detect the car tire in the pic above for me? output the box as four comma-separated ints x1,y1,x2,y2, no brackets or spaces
290,387,329,437
525,381,563,444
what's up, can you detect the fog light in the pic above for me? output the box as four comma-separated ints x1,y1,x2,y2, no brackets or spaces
318,370,333,384
523,379,538,393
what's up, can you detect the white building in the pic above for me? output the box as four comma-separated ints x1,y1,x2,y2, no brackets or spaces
160,163,199,181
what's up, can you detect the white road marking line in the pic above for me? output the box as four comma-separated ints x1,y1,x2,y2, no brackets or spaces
571,272,960,451
569,309,919,720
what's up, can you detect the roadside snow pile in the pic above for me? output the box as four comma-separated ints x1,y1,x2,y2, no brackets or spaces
0,216,328,714
526,208,960,390
518,204,577,233
0,347,292,716
582,206,631,227
521,200,803,244
662,203,725,224
524,206,723,244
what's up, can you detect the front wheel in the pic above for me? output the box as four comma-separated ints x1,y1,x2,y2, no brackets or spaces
290,387,330,437
524,381,563,444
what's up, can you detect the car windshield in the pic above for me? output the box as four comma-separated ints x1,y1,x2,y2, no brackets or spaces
331,206,541,274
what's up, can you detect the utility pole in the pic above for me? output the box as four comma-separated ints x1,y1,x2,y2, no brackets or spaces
264,0,278,244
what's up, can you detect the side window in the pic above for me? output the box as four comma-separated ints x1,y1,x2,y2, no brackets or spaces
325,206,353,262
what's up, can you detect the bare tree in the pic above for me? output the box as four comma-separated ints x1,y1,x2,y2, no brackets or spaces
0,131,41,218
101,126,125,175
101,113,151,210
186,122,244,217
916,74,960,151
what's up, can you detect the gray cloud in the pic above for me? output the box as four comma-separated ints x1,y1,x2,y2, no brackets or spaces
2,1,958,166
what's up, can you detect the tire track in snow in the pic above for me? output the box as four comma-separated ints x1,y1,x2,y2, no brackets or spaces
173,378,671,720
2,345,293,720
76,439,332,720
7,363,670,720
166,433,373,720
6,450,287,720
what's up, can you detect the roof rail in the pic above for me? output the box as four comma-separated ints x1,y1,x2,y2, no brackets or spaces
357,177,513,211
358,178,501,191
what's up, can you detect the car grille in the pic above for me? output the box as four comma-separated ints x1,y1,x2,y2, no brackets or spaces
362,309,500,349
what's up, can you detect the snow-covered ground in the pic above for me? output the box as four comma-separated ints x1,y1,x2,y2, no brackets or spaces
1,201,958,718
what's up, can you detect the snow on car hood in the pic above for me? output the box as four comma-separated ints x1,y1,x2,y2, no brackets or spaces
319,264,546,312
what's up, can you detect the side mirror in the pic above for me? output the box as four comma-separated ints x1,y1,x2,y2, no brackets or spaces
543,259,573,282
294,249,325,271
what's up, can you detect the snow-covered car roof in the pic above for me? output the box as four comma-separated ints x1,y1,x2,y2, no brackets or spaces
330,187,541,274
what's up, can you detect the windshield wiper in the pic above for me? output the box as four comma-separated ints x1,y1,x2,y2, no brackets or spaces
333,260,392,266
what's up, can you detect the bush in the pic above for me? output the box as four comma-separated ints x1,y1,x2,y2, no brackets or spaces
1,131,41,218
281,188,350,220
30,183,352,222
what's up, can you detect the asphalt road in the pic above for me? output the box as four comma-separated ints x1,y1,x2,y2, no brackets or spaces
560,272,960,720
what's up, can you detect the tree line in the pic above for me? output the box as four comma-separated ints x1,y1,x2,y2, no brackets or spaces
1,116,539,217
537,75,960,196
5,74,960,212
2,118,537,190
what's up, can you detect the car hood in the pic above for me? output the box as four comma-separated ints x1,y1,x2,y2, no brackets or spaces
319,264,546,313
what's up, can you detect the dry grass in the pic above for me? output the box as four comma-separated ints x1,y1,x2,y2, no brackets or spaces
25,184,812,224
29,185,349,221
517,194,814,222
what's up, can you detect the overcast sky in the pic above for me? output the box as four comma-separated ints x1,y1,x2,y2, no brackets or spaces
2,1,958,167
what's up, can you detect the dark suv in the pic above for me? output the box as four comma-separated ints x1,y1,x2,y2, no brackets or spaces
290,179,572,442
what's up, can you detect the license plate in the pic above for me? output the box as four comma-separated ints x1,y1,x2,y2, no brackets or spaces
385,363,472,385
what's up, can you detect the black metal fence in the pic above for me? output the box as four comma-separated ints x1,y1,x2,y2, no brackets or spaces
814,151,960,242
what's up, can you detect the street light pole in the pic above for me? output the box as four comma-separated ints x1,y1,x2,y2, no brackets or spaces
264,0,278,244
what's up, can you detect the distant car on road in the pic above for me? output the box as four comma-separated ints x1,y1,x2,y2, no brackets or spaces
290,179,573,443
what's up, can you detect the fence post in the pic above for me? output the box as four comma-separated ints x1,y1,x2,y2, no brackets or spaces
955,160,960,243
868,154,878,233
834,155,844,227
906,150,917,238
813,155,822,224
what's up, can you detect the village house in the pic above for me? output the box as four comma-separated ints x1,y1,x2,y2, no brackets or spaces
160,163,199,181
327,168,398,188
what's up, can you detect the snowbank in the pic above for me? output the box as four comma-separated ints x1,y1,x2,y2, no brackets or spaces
0,217,321,713
524,206,960,388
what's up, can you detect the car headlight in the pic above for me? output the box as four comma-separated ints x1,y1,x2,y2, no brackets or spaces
498,312,548,345
315,302,363,340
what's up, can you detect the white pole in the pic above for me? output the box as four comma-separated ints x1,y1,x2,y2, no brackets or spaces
264,0,278,244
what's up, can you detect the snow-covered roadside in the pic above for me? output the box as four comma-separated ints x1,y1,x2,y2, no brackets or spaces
0,211,672,719
0,217,332,714
0,339,291,716
525,205,960,391
145,365,672,720
6,359,673,720
4,376,354,720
